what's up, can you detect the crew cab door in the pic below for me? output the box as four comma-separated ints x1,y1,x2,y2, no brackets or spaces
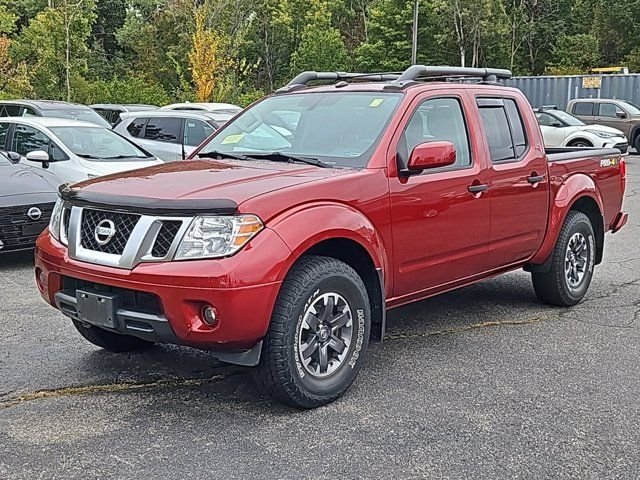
475,95,549,267
389,92,491,299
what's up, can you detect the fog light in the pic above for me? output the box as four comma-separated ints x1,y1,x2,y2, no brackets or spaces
201,305,218,326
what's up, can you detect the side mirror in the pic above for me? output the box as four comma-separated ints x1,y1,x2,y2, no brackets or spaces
2,151,21,164
616,111,627,119
550,122,564,128
25,150,51,168
401,141,456,176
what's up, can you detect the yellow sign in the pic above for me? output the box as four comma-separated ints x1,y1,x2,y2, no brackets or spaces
582,76,602,89
369,98,384,108
221,133,245,144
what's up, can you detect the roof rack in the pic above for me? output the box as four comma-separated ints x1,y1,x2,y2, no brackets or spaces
277,65,513,93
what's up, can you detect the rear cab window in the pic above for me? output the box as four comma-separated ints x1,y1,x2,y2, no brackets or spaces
573,102,595,116
477,97,528,162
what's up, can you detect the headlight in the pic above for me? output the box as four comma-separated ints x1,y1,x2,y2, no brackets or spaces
175,214,263,260
585,129,618,139
49,197,64,241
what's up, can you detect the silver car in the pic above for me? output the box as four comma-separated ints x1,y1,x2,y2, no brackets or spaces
114,111,230,161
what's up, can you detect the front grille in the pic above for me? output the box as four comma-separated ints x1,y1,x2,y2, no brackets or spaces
152,221,182,258
62,276,163,315
614,142,628,154
80,209,140,255
0,202,54,252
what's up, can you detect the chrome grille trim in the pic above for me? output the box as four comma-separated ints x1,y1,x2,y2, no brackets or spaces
67,205,192,269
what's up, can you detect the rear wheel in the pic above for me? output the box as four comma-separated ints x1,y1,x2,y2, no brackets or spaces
634,134,640,153
532,211,595,306
568,139,593,148
254,255,370,408
72,320,155,352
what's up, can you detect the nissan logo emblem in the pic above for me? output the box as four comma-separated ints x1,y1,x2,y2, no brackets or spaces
27,207,42,221
94,219,116,245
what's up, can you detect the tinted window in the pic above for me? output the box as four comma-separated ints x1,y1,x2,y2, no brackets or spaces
183,119,216,147
598,103,623,118
0,122,8,148
127,117,148,137
573,102,594,116
144,117,182,143
504,99,527,157
11,125,52,155
0,105,20,116
400,97,471,168
20,107,37,117
479,107,514,162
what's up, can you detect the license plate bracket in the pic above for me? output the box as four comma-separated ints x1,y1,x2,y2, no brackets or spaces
21,221,48,236
76,290,120,329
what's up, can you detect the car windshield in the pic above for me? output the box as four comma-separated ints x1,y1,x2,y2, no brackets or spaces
41,108,111,128
197,92,403,168
49,126,152,161
618,101,640,115
0,152,9,165
551,110,584,126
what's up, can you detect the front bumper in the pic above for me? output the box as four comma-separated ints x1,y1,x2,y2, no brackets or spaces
35,227,292,352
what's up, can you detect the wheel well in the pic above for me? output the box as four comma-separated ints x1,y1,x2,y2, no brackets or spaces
570,196,604,264
303,238,385,342
567,138,594,147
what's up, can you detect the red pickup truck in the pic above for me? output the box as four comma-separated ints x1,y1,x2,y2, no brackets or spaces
35,66,627,408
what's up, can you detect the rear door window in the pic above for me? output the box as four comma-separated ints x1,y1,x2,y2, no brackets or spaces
573,102,595,116
19,106,38,117
478,97,528,162
143,117,182,143
0,105,20,116
11,125,52,155
127,117,148,137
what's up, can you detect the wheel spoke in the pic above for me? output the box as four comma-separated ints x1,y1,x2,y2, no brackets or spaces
322,296,334,322
329,312,349,330
328,335,346,354
302,337,319,359
318,344,329,373
305,313,320,331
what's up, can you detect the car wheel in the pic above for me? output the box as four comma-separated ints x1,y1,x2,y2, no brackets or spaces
634,134,640,153
254,255,370,408
72,320,155,352
531,211,595,306
569,139,592,148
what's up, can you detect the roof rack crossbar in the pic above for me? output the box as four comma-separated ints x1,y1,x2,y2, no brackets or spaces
277,65,513,93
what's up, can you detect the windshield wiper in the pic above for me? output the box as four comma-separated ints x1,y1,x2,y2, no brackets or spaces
198,150,250,161
248,152,331,168
77,154,104,159
101,154,152,160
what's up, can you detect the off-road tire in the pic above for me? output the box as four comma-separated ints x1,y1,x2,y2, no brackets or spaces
72,320,155,352
254,255,370,409
532,211,595,306
634,134,640,154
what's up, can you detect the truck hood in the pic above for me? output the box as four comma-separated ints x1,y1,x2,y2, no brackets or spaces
71,159,353,208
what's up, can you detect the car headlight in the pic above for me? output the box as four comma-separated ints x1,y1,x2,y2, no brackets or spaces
585,129,618,139
49,197,64,241
175,214,263,260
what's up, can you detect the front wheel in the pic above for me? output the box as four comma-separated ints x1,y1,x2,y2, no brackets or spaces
532,211,595,306
254,255,371,408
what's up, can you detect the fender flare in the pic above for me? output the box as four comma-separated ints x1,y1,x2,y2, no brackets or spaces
528,173,604,266
268,201,390,284
565,136,594,147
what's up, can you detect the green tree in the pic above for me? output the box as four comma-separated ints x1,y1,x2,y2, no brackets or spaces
290,0,350,73
546,33,600,74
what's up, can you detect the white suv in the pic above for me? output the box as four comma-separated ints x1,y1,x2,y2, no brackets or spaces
536,107,628,153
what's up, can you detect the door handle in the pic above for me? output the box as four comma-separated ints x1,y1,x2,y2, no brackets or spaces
527,174,545,184
467,184,489,193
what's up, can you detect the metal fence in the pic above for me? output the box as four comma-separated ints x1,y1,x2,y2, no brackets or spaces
505,74,640,110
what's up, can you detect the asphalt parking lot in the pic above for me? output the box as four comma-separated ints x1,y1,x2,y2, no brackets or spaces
2,158,640,479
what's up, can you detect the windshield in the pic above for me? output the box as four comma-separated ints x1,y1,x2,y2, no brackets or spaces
197,92,403,168
618,101,640,115
551,110,584,126
49,126,152,161
41,108,111,128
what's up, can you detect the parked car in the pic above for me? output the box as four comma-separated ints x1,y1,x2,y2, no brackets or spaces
114,110,223,161
0,117,163,184
535,106,628,152
0,100,111,129
90,104,159,127
0,150,59,253
160,102,241,115
567,98,640,151
36,66,627,409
